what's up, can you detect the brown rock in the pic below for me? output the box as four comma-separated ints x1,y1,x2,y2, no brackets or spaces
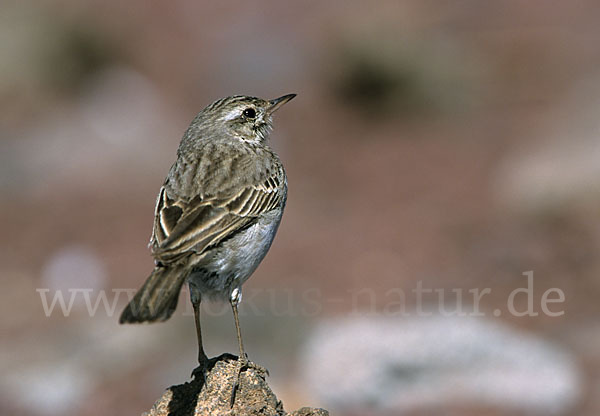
144,357,328,416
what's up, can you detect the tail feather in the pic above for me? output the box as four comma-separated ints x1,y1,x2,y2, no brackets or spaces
120,263,189,324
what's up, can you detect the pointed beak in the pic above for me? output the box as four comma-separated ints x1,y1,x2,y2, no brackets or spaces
268,93,296,113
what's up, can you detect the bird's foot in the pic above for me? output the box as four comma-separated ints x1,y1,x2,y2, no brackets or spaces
190,358,210,382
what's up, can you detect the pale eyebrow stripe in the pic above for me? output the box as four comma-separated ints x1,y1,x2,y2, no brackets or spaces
224,108,242,121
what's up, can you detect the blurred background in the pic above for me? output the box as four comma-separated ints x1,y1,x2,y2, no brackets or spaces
2,1,600,415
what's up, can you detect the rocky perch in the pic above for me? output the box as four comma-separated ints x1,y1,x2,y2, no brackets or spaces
143,356,328,416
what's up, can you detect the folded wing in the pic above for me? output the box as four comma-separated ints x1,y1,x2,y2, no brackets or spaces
151,172,284,263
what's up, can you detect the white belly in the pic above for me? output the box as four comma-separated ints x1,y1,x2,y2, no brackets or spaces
187,209,283,301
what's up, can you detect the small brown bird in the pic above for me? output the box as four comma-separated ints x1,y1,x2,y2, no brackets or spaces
120,94,295,378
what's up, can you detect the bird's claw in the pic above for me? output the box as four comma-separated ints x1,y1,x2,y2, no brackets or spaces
191,361,209,381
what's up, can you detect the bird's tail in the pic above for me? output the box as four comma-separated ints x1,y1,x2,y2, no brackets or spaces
119,263,189,324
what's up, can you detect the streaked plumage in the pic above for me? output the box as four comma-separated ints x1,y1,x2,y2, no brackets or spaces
119,94,295,371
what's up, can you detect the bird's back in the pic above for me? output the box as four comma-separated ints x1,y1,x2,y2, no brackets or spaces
150,138,286,264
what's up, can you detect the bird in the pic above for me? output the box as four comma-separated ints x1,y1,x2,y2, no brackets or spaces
119,93,295,380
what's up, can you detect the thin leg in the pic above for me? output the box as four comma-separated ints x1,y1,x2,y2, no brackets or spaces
193,300,209,364
230,287,246,407
190,284,208,365
232,301,246,363
228,288,268,407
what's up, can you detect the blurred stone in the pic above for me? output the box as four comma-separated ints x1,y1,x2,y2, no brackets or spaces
2,363,93,416
0,4,114,104
145,357,327,416
41,244,107,298
0,63,176,197
0,317,173,415
79,66,163,150
495,79,600,211
302,315,581,414
328,27,480,117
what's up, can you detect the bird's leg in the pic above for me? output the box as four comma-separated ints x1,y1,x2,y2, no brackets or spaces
228,287,268,406
230,287,247,407
231,288,247,364
190,284,209,380
193,300,209,365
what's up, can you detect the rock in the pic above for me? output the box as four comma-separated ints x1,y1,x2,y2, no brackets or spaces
144,356,327,416
287,408,329,416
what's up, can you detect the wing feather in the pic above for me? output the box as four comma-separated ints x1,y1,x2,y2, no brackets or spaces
150,170,284,263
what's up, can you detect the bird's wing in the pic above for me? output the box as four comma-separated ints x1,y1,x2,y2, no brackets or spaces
150,172,284,263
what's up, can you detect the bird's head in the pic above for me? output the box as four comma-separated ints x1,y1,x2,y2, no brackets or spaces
198,94,296,144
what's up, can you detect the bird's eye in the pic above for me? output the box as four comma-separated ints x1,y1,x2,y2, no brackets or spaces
243,108,256,118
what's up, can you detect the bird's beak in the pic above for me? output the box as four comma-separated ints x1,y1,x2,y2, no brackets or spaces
268,94,296,113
